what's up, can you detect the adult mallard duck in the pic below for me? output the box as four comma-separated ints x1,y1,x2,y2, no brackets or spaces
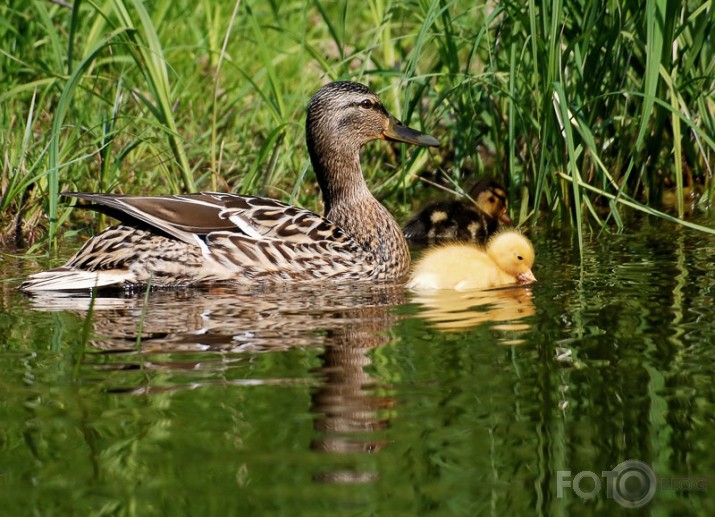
21,82,439,291
403,178,512,243
407,230,536,290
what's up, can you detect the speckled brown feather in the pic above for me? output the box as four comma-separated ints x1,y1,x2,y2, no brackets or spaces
21,82,438,291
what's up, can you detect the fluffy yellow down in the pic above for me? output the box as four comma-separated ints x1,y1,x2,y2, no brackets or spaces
408,230,536,290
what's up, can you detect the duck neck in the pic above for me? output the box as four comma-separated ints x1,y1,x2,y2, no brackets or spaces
308,142,365,215
307,141,410,278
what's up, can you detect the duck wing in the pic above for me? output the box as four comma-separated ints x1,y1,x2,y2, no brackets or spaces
20,193,369,291
64,192,349,247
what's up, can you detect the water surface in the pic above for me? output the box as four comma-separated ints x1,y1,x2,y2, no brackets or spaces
1,218,714,515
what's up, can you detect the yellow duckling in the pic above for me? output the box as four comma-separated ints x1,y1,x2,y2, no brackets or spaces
407,230,536,290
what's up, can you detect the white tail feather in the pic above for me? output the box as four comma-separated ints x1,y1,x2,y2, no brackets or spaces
20,269,132,291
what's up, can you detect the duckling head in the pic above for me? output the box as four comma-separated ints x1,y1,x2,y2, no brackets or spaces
306,82,438,211
486,231,536,283
472,179,513,224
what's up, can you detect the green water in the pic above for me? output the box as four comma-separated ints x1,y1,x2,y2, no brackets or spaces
2,218,715,515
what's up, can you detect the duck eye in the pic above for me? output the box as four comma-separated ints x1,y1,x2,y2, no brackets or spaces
489,197,495,203
517,255,523,261
360,99,373,109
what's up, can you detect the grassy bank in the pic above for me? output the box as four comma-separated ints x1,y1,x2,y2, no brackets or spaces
1,0,714,252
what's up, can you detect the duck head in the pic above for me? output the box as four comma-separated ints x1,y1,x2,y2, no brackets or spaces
305,82,438,212
486,230,536,284
471,179,513,225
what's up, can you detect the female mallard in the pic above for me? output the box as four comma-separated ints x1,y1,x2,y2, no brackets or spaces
21,82,439,291
403,178,512,243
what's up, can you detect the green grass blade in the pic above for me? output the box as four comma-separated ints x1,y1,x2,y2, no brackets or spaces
634,0,666,151
553,82,584,256
209,0,242,192
48,27,135,247
111,0,195,192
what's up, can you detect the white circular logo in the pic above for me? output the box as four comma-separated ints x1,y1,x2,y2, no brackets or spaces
608,460,657,508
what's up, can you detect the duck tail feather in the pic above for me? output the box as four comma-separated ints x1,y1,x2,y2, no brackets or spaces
19,268,129,292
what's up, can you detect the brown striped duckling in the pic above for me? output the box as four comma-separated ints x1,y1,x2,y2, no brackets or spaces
21,82,439,291
407,230,536,291
403,178,512,243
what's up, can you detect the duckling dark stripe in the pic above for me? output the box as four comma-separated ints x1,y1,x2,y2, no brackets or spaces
493,189,507,204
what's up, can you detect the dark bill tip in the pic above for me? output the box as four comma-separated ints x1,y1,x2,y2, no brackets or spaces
384,116,439,147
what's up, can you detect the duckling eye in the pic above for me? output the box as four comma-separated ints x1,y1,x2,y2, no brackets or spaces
360,99,374,109
488,196,496,203
516,255,523,261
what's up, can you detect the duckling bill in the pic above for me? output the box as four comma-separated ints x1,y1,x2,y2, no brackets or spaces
407,230,536,291
21,82,439,291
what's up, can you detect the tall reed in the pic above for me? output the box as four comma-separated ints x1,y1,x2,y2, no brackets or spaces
1,0,713,253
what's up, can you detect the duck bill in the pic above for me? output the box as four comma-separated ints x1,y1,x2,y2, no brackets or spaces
383,115,439,147
517,269,536,284
499,212,514,225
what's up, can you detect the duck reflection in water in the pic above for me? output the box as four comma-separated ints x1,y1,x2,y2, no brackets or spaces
310,308,396,485
409,287,535,339
27,283,403,485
